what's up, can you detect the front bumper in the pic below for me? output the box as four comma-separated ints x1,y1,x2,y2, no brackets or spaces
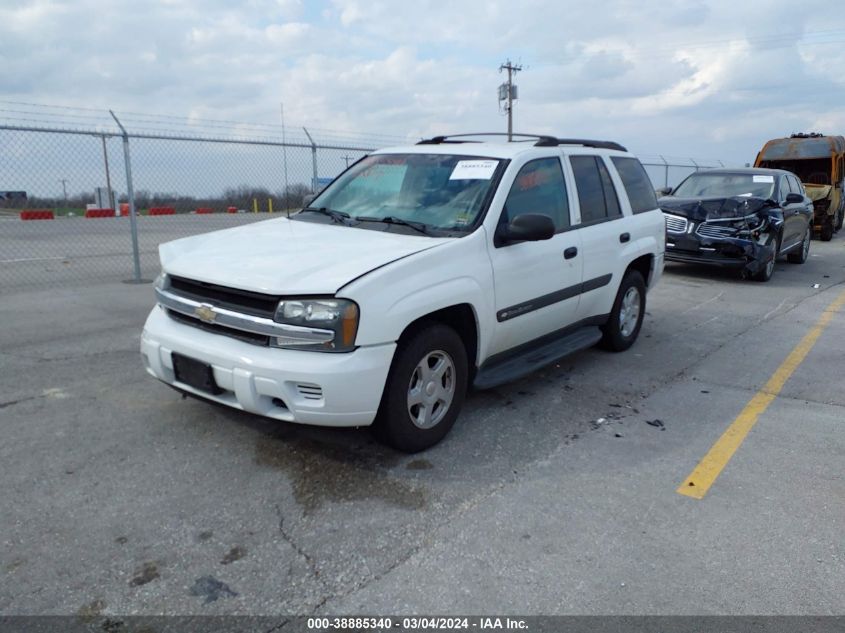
141,306,395,427
665,232,773,274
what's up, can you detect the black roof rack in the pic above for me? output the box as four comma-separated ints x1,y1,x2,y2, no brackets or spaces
539,138,627,151
416,133,626,151
416,133,548,145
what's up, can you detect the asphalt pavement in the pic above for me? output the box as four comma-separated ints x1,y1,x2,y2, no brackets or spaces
1,231,843,616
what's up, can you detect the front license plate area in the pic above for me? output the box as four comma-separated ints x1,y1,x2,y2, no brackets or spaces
172,353,222,395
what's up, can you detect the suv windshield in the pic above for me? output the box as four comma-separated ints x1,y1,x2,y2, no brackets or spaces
296,153,502,234
673,173,776,199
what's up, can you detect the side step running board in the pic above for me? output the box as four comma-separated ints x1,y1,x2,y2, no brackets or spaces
473,326,603,390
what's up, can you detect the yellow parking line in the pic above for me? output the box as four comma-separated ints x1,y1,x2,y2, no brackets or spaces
677,288,845,500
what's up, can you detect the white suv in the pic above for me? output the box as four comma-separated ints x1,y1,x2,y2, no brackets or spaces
141,134,665,451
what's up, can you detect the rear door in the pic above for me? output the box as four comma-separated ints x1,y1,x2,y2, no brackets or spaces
567,154,628,321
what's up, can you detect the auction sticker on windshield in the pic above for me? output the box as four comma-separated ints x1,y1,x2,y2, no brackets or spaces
753,175,774,183
450,160,498,180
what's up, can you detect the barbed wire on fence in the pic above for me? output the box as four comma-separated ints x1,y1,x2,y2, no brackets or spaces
0,101,728,290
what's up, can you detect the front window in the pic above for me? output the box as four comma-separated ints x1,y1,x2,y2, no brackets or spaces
673,172,776,199
297,153,503,235
501,158,570,231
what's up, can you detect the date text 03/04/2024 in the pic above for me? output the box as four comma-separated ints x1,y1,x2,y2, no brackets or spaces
306,617,529,630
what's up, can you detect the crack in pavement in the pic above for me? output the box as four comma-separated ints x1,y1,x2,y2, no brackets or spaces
315,480,512,613
274,504,331,612
0,396,38,409
1,347,137,364
692,379,845,411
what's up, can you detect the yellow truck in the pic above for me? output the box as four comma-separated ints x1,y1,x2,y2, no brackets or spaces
754,133,845,241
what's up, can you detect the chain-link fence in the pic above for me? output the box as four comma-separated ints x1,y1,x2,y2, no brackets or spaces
639,155,726,191
1,104,725,291
0,108,398,291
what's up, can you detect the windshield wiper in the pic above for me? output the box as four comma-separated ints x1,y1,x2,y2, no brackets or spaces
356,216,435,236
300,207,354,225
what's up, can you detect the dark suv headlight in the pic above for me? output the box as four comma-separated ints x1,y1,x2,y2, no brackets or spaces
272,298,359,352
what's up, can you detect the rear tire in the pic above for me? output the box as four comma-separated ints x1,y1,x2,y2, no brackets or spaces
787,225,811,264
373,323,468,453
600,270,646,352
820,219,834,241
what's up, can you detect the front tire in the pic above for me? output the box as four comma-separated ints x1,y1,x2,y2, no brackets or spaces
600,270,646,352
752,233,779,282
374,323,468,452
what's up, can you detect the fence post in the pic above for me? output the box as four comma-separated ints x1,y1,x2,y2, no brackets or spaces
101,135,114,211
303,127,318,192
690,158,700,172
110,110,143,283
659,155,669,188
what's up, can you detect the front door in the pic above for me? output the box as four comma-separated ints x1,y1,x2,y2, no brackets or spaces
486,156,582,357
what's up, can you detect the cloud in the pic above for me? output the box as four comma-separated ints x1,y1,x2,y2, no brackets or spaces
1,0,845,168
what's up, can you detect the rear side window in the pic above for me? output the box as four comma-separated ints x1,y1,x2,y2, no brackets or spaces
502,158,570,231
611,156,658,214
571,155,621,223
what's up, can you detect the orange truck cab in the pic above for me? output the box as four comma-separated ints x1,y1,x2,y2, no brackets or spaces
754,133,845,240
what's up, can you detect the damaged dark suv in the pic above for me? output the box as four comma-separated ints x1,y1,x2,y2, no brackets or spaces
658,168,814,282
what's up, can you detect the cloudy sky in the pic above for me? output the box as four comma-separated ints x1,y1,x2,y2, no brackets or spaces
3,0,845,168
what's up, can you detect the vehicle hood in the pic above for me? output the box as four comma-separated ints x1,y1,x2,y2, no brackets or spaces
658,196,777,222
803,183,832,202
159,217,453,294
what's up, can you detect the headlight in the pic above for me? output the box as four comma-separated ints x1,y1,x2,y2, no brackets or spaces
272,298,359,352
153,272,168,291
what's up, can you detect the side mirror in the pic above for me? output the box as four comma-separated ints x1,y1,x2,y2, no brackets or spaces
499,213,555,244
785,192,803,204
656,187,673,197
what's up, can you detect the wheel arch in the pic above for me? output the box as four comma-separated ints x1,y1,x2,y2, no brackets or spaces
396,304,480,379
625,254,654,287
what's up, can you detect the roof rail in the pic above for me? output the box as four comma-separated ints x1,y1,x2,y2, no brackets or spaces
416,133,557,145
539,138,628,151
416,133,626,151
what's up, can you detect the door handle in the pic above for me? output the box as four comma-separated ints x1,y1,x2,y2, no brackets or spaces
619,232,631,243
564,247,578,260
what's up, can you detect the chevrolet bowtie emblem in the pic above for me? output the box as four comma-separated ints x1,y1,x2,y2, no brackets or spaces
194,303,217,323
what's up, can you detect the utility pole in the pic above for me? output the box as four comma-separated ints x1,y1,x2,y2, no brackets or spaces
499,59,522,141
59,179,68,205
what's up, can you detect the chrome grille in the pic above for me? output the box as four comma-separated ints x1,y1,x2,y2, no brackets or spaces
663,213,688,233
696,223,737,239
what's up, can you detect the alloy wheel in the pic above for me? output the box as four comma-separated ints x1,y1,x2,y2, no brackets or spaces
619,286,641,338
407,350,456,429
